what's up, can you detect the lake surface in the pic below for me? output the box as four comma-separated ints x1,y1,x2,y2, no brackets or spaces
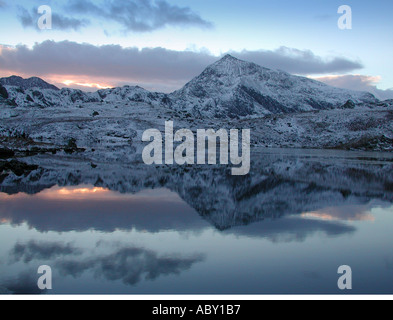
0,149,393,294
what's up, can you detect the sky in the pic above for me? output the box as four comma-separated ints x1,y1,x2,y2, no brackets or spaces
0,0,392,98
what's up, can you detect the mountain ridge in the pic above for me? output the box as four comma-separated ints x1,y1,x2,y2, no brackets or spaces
0,75,59,91
0,55,380,118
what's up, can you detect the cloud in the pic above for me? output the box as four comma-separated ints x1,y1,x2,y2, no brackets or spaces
0,41,366,92
235,47,363,75
18,7,89,31
0,41,211,80
225,216,355,243
57,247,204,286
0,271,46,294
66,0,213,32
11,241,82,263
0,41,215,92
314,75,393,100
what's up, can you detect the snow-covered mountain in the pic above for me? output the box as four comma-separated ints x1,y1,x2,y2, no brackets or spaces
0,81,169,109
0,75,59,91
0,55,392,156
0,54,380,117
170,54,377,118
95,85,168,106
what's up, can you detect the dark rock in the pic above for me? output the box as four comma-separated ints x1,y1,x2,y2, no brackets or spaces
0,84,8,99
333,135,393,152
341,100,356,109
0,160,39,177
64,138,85,154
6,99,18,107
0,148,15,159
0,173,8,183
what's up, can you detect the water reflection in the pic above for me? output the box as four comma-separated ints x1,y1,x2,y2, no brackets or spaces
0,187,208,233
223,216,356,242
0,271,46,295
302,205,376,222
56,246,205,286
0,149,392,294
11,241,81,263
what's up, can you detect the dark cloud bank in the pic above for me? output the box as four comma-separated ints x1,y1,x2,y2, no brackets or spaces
0,41,367,92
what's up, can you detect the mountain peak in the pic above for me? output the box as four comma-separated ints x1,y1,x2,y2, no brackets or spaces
220,54,240,62
203,54,261,79
214,54,248,67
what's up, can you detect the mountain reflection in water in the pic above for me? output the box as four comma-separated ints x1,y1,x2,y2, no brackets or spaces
0,149,392,294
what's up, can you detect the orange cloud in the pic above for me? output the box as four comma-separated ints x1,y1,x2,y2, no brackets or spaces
310,74,381,85
302,205,375,222
0,185,182,203
308,74,393,100
61,79,113,90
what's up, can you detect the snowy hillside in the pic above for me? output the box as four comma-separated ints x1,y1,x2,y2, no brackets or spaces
0,81,170,110
0,55,392,158
170,55,378,118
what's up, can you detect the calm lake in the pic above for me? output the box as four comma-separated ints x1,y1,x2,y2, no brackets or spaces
0,149,392,294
